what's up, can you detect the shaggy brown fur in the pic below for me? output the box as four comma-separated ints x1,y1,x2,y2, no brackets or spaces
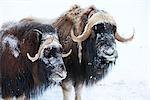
0,21,65,99
0,22,40,98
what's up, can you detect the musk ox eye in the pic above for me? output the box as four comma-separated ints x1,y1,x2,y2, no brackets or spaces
44,47,57,57
44,48,52,58
92,23,105,33
51,47,57,53
97,23,105,29
50,47,59,57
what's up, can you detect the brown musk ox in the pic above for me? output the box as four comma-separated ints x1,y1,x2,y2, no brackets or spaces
19,4,134,100
0,20,71,100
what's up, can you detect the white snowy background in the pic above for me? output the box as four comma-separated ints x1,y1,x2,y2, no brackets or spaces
0,0,150,100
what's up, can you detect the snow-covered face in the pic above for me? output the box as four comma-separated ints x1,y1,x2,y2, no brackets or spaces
84,22,118,81
1,35,20,58
92,23,118,66
39,35,67,82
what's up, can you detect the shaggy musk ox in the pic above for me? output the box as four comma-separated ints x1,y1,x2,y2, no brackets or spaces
52,5,134,100
19,5,134,100
0,21,71,99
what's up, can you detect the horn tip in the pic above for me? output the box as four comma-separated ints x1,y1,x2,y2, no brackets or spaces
62,49,72,58
27,53,38,62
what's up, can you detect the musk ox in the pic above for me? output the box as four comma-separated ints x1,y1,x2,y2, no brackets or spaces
52,5,134,100
18,5,134,100
0,21,71,99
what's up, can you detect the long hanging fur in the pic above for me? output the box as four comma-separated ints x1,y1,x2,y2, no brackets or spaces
0,21,58,98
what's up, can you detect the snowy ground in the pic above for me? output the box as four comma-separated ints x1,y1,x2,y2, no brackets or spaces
34,46,150,100
0,0,150,100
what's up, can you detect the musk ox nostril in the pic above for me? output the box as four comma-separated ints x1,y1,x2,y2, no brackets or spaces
104,48,114,56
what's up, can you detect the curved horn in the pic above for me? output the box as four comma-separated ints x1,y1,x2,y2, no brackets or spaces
115,28,135,42
33,29,43,34
27,53,39,62
71,14,97,42
71,12,115,43
71,24,91,42
27,46,43,62
27,36,54,62
62,49,72,58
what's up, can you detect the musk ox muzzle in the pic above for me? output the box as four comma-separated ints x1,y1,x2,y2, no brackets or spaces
42,43,67,82
37,37,68,82
93,23,118,62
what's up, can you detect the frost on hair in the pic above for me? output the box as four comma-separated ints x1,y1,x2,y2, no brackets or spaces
2,35,20,58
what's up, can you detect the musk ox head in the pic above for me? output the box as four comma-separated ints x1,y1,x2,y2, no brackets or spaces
71,10,134,79
0,22,73,98
26,26,71,82
92,22,118,63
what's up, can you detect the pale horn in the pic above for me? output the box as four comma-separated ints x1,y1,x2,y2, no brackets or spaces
27,29,54,62
115,28,135,42
62,49,72,58
71,13,97,43
71,12,116,43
